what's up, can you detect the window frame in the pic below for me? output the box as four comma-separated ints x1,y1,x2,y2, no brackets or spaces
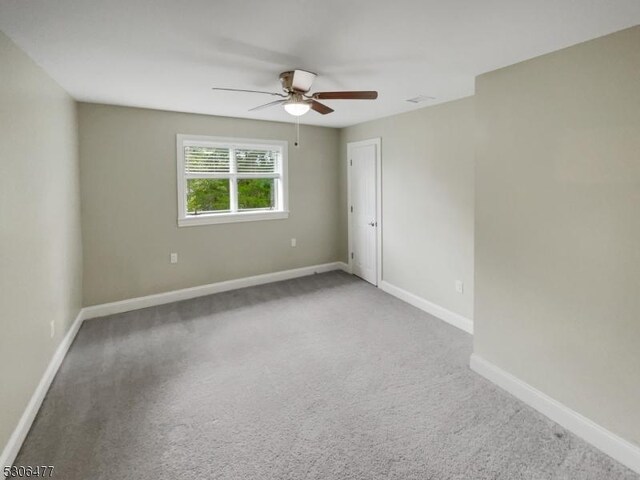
176,134,289,227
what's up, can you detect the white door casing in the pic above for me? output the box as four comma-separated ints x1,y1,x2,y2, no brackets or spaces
348,138,381,285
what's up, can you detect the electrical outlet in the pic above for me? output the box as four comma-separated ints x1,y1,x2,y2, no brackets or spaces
170,253,178,264
50,320,55,338
455,280,464,294
291,238,297,247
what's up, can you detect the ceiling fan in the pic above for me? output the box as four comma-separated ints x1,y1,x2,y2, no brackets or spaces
212,69,378,117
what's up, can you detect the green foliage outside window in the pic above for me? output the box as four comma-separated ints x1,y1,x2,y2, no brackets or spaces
238,179,274,210
187,179,230,213
187,178,274,214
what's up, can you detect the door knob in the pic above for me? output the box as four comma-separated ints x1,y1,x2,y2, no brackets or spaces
368,221,376,227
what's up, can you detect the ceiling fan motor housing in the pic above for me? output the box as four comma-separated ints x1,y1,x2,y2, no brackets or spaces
280,70,316,93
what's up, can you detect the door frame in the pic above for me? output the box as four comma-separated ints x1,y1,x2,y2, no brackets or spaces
347,138,382,286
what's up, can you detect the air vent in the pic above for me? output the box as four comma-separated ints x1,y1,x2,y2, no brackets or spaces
406,95,435,104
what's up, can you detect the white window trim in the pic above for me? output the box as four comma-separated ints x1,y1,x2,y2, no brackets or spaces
176,134,289,227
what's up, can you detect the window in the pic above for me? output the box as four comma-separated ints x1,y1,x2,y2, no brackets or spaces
177,135,288,226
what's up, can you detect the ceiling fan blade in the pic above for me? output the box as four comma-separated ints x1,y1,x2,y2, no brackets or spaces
249,99,288,112
313,91,378,100
212,87,287,97
310,100,334,115
291,70,317,92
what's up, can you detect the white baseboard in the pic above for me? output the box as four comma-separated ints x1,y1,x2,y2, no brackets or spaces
0,309,84,470
335,261,350,273
1,261,349,469
379,280,473,334
83,261,349,320
470,354,640,475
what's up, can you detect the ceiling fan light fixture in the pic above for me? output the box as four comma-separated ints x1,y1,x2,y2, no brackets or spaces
284,100,310,116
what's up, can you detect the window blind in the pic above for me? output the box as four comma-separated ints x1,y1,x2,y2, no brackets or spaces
184,146,279,175
184,146,230,174
236,149,278,174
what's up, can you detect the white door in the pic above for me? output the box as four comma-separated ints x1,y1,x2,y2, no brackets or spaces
349,140,379,285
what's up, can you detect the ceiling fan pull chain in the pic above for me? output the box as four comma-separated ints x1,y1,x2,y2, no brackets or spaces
295,117,300,147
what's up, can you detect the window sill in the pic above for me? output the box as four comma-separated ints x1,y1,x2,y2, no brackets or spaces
178,210,289,227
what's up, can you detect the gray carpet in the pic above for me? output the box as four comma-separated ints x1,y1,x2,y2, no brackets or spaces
15,271,639,479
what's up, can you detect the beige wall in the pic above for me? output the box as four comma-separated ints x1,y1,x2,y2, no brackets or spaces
340,97,475,320
78,104,341,305
474,26,640,446
0,33,83,452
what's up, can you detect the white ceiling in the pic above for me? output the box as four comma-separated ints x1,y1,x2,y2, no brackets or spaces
1,1,639,128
